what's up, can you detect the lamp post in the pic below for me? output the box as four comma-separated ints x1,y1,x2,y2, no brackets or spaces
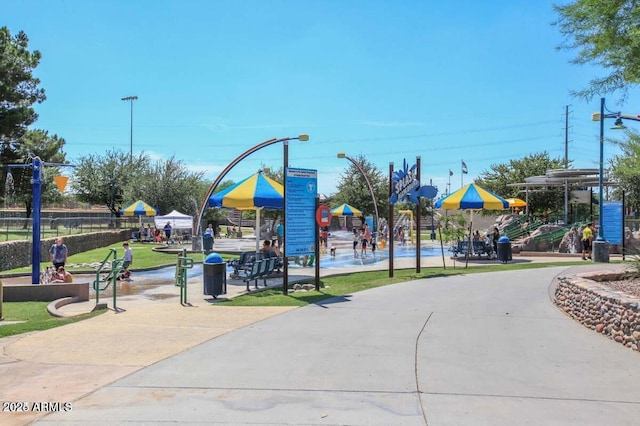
591,98,640,262
121,96,138,162
336,152,380,231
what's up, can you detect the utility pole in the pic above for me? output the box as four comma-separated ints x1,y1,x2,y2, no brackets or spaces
121,96,138,162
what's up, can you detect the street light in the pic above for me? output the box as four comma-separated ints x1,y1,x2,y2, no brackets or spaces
591,98,640,262
121,95,138,162
336,152,380,231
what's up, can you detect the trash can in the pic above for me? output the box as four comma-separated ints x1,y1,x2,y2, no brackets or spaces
203,235,214,252
497,236,512,263
203,253,226,298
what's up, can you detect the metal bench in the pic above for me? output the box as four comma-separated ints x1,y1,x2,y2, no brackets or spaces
239,260,263,291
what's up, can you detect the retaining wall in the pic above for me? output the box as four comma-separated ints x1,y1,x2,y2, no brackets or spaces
0,230,133,272
554,271,640,352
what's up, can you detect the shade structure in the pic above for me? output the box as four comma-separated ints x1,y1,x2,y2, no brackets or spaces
209,173,283,210
208,173,284,252
505,198,527,208
154,209,193,229
330,203,362,217
435,184,508,268
435,184,509,211
120,200,159,216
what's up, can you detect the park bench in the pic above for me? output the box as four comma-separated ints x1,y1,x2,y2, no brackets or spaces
450,240,494,259
239,260,263,291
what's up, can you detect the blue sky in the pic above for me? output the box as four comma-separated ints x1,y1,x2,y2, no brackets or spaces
5,0,638,198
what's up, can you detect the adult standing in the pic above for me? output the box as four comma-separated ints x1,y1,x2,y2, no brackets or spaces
582,222,593,260
164,221,172,241
49,237,68,270
276,221,284,249
492,227,500,258
203,223,215,252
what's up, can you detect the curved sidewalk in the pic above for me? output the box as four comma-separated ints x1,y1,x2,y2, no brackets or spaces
0,254,634,425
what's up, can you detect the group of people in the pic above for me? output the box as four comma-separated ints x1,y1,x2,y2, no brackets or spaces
137,222,175,243
47,237,72,283
353,223,377,258
45,237,133,284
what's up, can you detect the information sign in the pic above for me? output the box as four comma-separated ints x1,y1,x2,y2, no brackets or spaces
285,168,317,257
602,200,623,245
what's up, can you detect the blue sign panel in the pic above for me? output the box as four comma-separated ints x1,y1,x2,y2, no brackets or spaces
602,200,623,245
285,168,317,257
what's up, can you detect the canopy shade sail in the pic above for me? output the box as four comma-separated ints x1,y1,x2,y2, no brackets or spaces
154,209,193,229
208,172,284,252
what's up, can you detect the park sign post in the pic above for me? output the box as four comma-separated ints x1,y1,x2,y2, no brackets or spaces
389,157,438,275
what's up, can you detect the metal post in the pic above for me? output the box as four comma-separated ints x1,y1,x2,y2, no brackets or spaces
416,156,421,274
283,141,289,295
121,96,138,162
31,158,43,284
593,97,609,262
315,196,320,291
388,162,394,278
430,178,436,240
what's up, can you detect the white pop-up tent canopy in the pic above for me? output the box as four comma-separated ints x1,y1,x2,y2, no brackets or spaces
154,209,193,230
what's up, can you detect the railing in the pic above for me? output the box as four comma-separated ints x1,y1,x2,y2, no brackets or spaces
92,248,123,311
175,248,193,305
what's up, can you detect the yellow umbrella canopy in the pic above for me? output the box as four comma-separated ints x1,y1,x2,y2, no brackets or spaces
505,198,527,208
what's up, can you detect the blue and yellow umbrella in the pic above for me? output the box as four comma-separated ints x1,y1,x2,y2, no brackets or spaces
120,200,159,216
208,173,283,210
330,203,362,217
208,173,284,252
435,183,508,211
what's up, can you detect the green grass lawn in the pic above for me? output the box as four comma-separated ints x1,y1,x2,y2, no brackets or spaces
0,302,104,338
218,261,590,307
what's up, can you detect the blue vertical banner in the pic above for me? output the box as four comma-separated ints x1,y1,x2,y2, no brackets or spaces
285,168,317,257
602,200,623,245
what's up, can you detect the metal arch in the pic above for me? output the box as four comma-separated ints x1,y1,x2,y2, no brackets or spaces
195,136,302,237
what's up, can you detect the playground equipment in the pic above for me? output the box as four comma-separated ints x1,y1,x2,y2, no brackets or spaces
93,248,123,311
398,210,415,244
175,248,194,305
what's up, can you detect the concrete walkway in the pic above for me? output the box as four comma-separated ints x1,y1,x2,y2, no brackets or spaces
0,245,637,425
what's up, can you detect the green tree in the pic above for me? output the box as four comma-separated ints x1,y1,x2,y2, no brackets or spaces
70,149,147,217
139,155,205,215
4,129,67,219
553,1,640,100
474,152,567,215
610,130,640,209
0,27,46,145
333,154,388,220
1,27,47,203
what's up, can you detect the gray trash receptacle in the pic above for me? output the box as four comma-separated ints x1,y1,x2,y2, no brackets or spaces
497,236,512,263
203,253,226,298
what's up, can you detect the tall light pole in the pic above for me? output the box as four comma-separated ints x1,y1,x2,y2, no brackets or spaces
121,95,138,162
337,152,380,231
591,98,640,262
